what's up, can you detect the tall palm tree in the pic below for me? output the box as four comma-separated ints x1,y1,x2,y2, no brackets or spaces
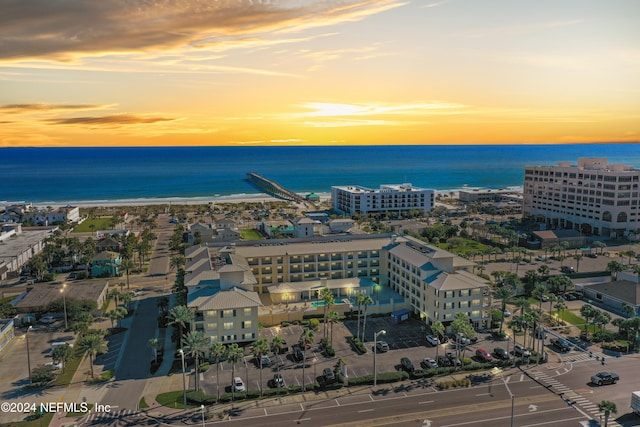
573,254,583,272
226,343,244,401
360,295,374,342
209,341,225,400
78,333,107,378
514,297,530,317
355,292,366,341
183,331,207,392
531,284,548,311
270,336,284,356
299,327,315,392
121,258,135,289
169,305,194,349
622,303,636,318
170,254,186,271
148,337,163,364
580,304,598,341
494,286,514,336
597,400,617,427
431,321,445,359
318,288,334,340
251,338,269,396
553,300,567,323
107,289,121,308
327,310,343,347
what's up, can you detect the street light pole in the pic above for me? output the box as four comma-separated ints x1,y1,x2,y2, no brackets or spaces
178,349,187,407
200,404,206,427
60,283,68,329
373,329,386,387
26,325,33,384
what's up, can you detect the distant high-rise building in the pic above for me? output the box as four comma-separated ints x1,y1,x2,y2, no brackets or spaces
331,183,434,216
523,158,640,238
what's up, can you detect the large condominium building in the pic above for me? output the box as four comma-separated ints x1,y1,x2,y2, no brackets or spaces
381,236,490,328
332,184,434,216
523,158,640,238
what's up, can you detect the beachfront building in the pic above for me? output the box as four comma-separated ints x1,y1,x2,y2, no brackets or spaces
331,184,435,217
523,158,640,238
90,251,121,277
381,236,491,329
22,205,80,225
187,222,240,244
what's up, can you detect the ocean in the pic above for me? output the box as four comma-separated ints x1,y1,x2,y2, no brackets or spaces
2,144,639,205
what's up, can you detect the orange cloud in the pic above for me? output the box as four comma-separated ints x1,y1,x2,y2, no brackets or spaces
0,103,109,113
46,114,177,127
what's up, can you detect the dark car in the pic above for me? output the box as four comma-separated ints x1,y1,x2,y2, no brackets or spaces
270,373,284,388
255,355,271,367
436,355,452,367
561,266,575,274
493,347,510,360
550,337,572,352
323,367,336,383
591,372,619,386
401,357,415,372
446,352,462,366
292,345,304,362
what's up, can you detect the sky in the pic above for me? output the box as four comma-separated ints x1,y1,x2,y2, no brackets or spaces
1,0,639,147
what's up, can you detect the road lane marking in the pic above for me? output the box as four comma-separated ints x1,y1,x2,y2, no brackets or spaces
419,400,434,404
358,409,374,413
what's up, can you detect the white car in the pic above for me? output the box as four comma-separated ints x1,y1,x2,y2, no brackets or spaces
426,335,440,346
46,361,64,370
233,377,245,392
40,315,56,324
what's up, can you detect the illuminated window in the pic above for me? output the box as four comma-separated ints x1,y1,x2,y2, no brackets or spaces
223,322,234,330
244,308,252,316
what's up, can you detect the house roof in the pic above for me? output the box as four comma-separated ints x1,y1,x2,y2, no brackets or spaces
96,237,120,247
188,287,262,310
425,269,489,291
15,281,109,311
92,251,119,261
584,280,640,305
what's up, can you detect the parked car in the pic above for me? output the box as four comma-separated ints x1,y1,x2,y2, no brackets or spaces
561,266,575,274
323,367,336,383
475,348,493,363
426,334,440,346
256,355,271,367
400,357,415,372
436,355,452,367
513,344,531,358
550,337,572,352
376,340,389,353
446,352,462,366
292,345,304,362
493,347,510,360
40,315,56,324
420,357,438,369
586,253,598,258
503,309,511,317
270,373,284,388
591,372,619,386
233,376,245,392
46,361,64,370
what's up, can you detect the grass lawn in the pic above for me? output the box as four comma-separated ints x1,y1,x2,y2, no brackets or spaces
54,349,84,387
240,229,263,240
434,238,493,257
73,218,114,233
139,397,149,409
156,390,197,409
0,412,54,427
551,310,584,326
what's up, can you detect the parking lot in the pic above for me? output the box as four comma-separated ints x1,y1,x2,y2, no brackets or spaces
198,316,500,396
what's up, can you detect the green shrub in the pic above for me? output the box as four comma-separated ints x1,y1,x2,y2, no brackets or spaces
347,336,367,354
187,390,217,405
324,346,336,357
309,318,320,331
199,362,210,372
281,321,290,327
347,371,408,386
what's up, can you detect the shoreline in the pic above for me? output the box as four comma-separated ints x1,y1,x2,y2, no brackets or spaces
2,186,524,210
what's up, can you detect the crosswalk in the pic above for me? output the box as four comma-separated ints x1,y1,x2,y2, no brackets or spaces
528,369,621,427
81,408,141,424
559,349,609,366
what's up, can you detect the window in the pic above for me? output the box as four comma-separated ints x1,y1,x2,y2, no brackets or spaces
243,333,255,340
444,302,454,310
206,310,216,317
223,322,234,330
459,289,470,297
445,291,454,298
221,309,235,318
242,320,252,329
206,323,217,330
244,308,252,316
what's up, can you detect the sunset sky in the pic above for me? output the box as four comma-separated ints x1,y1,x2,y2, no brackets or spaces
1,0,639,147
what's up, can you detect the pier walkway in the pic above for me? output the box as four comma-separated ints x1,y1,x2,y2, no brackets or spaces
246,172,313,207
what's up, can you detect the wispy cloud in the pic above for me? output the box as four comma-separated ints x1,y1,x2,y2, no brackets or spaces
461,20,583,38
0,103,111,114
46,114,177,127
0,0,406,62
421,0,450,9
294,101,468,118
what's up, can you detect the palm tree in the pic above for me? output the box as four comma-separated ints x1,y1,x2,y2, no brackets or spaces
597,400,617,427
183,331,207,392
514,297,530,317
606,261,625,280
51,344,74,373
360,294,374,342
553,300,567,323
622,303,636,318
531,284,548,311
327,310,343,347
580,304,598,341
148,337,163,364
593,240,606,255
107,308,124,329
537,264,549,277
157,296,170,313
209,341,226,400
596,311,611,334
78,333,107,378
168,305,194,349
573,254,583,272
226,343,244,401
108,288,121,307
318,288,334,340
431,321,445,359
121,258,135,289
270,336,284,356
355,292,366,341
170,254,186,271
494,286,514,336
120,292,133,310
251,338,269,396
299,327,315,392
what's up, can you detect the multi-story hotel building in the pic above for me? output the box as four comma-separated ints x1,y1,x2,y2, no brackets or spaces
332,184,434,216
523,158,640,238
381,236,490,328
184,234,490,344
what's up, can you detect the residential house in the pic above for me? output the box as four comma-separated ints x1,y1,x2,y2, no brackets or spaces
91,251,121,277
